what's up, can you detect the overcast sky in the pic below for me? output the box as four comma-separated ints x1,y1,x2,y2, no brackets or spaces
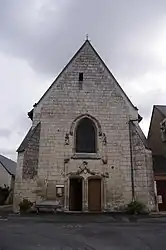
0,0,166,161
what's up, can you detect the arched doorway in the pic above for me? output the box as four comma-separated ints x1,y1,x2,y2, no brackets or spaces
88,178,101,211
69,177,83,211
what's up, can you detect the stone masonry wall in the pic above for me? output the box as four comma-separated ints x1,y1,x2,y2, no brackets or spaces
22,123,41,179
13,41,155,211
131,122,156,210
13,123,41,212
13,152,37,212
35,42,136,211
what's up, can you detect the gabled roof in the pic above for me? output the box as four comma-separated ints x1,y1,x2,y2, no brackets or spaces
148,105,166,139
147,104,166,156
17,123,40,152
155,105,166,117
0,155,16,176
32,39,140,116
135,124,149,149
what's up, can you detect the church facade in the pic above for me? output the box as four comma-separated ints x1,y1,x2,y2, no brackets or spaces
13,40,155,212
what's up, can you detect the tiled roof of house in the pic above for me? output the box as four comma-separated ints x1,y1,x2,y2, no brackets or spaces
155,105,166,117
0,155,16,176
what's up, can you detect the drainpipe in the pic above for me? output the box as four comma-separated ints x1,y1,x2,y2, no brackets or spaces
129,119,139,202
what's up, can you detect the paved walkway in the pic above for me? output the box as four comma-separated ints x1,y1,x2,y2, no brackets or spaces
1,216,166,249
1,212,166,224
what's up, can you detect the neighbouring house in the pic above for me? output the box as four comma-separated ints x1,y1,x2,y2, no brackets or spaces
0,155,16,204
13,39,155,213
0,155,16,188
148,105,166,211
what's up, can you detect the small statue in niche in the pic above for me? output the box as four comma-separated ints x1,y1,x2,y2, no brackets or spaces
160,119,166,142
65,132,70,145
102,133,107,145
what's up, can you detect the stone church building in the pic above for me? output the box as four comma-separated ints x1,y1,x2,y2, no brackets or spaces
13,39,155,212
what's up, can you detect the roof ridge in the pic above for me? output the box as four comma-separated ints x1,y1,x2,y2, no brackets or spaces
86,41,137,111
133,123,149,149
17,122,41,152
147,105,166,140
155,106,166,118
35,40,90,106
155,104,166,107
0,154,16,164
0,155,16,176
0,159,12,176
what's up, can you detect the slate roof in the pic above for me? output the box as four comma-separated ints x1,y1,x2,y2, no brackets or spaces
17,123,40,152
0,155,16,176
17,127,33,152
135,124,149,149
155,105,166,117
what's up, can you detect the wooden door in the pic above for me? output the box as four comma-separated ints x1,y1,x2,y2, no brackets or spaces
88,178,101,211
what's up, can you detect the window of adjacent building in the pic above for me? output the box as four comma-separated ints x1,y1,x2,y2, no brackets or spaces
75,118,96,153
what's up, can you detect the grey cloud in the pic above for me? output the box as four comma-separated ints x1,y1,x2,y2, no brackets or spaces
0,0,166,77
0,0,166,156
0,148,17,161
132,88,166,121
0,129,12,138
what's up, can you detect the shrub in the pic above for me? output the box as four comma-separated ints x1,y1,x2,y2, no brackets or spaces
126,200,146,215
19,199,33,213
0,185,10,205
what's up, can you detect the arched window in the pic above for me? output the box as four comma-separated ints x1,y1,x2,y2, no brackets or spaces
76,118,97,153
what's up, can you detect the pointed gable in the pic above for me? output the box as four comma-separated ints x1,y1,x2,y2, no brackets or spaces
31,40,140,120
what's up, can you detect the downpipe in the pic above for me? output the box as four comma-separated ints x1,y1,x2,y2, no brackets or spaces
128,119,139,202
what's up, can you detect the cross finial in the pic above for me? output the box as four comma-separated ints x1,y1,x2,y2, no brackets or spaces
86,34,89,41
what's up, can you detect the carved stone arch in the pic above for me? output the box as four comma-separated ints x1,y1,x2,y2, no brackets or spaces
69,114,102,136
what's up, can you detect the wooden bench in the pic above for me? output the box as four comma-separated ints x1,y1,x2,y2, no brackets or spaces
35,200,61,214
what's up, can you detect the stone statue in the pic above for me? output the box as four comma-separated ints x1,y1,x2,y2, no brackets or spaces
65,133,69,145
102,133,107,145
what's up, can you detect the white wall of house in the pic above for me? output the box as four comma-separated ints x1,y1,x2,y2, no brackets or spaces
0,163,12,188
